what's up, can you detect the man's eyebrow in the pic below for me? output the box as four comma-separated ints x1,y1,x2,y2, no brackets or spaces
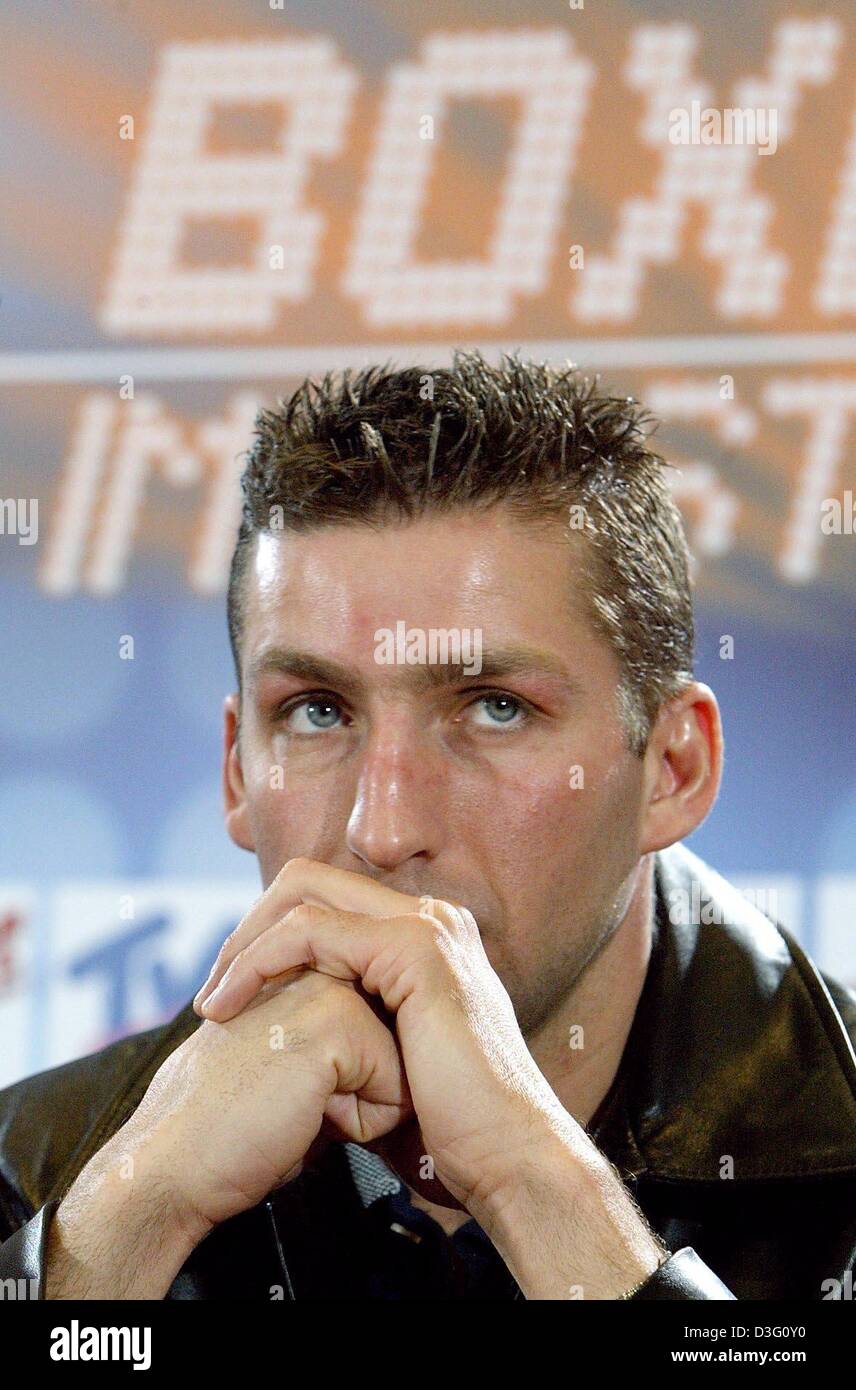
246,644,583,698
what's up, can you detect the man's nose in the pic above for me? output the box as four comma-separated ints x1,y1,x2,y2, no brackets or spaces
345,719,447,872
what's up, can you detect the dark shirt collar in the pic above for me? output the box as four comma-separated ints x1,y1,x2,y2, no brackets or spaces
344,1142,402,1209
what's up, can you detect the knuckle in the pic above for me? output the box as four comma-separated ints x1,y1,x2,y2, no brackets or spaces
308,983,363,1053
402,913,451,969
432,899,479,937
281,856,311,879
456,905,480,935
413,906,454,942
285,900,317,927
425,915,447,946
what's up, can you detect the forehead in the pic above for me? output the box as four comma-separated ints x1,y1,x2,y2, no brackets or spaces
240,509,616,683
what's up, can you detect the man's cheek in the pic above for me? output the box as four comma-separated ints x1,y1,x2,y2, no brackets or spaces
521,772,608,862
246,782,308,880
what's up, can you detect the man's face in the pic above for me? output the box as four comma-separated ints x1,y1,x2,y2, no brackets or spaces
225,507,650,1037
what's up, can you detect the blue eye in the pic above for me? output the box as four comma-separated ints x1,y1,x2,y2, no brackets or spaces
282,697,345,733
469,693,528,728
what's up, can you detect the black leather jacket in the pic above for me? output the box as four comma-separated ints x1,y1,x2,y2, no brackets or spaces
1,844,854,1300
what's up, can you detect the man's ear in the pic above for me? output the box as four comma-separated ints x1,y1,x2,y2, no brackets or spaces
223,692,255,852
639,682,724,855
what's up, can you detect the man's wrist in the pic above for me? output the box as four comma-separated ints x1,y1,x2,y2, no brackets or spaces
469,1127,668,1300
46,1136,209,1299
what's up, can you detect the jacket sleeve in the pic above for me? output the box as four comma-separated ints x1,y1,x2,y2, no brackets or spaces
627,1246,737,1300
0,1199,60,1299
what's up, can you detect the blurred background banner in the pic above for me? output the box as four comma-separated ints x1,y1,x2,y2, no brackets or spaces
0,0,854,1086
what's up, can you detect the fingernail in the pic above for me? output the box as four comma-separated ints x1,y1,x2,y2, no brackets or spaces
194,969,217,1007
200,980,225,1015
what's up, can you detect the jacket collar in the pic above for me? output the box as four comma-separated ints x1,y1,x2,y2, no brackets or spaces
590,843,856,1182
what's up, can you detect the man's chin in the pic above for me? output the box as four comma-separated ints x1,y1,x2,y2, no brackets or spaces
363,1118,467,1212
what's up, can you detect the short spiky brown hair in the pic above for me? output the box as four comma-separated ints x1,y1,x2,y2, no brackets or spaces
227,349,694,757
